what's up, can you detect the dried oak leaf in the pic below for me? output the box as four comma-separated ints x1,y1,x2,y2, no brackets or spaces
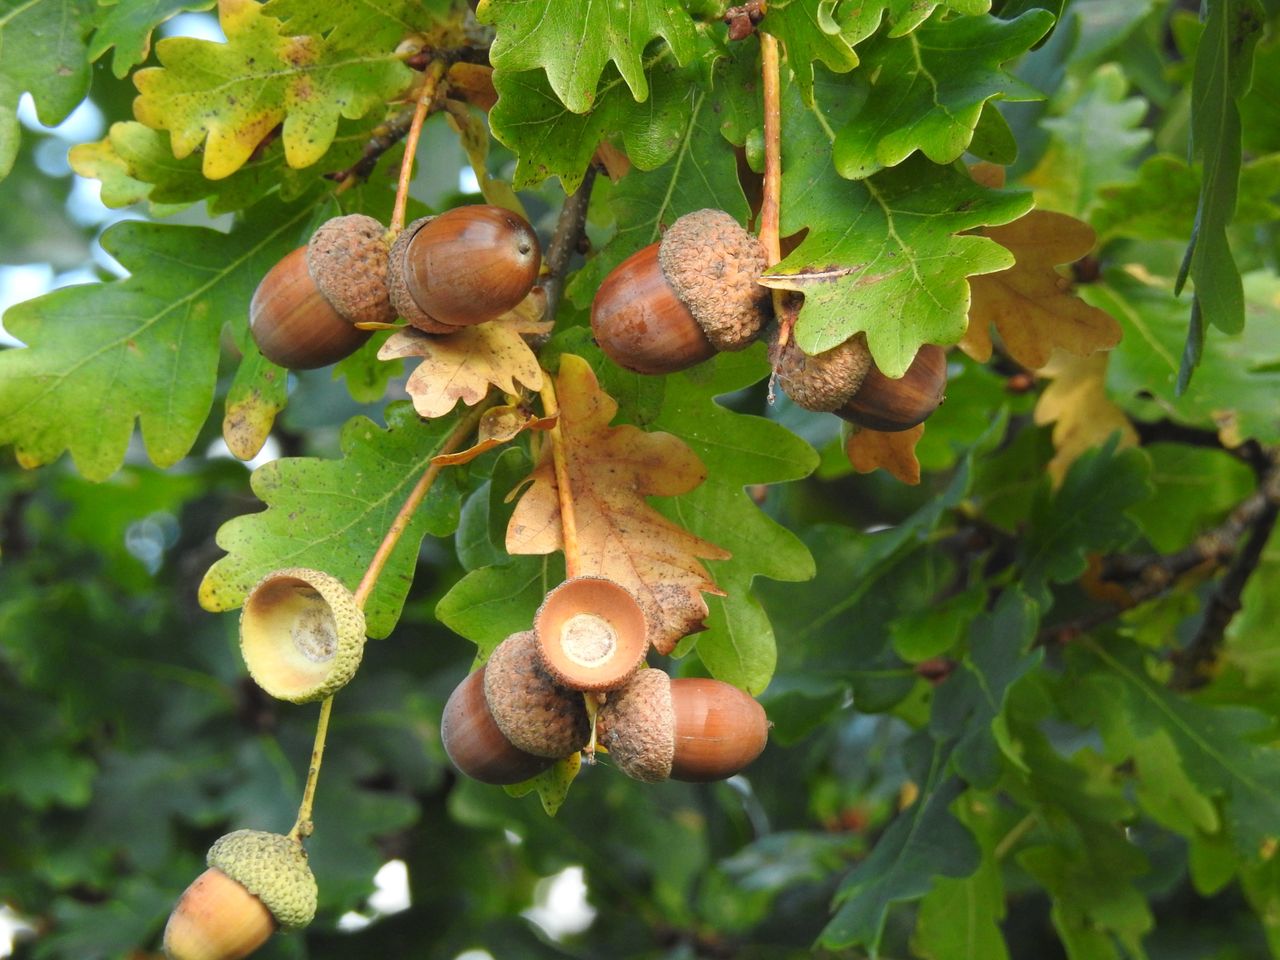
1034,351,1137,484
378,322,544,420
963,209,1121,370
432,404,556,467
506,354,729,654
846,424,925,485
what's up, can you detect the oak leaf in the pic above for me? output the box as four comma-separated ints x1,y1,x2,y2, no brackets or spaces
506,355,729,654
846,424,925,485
963,210,1121,370
1034,351,1137,484
431,404,556,467
379,323,544,420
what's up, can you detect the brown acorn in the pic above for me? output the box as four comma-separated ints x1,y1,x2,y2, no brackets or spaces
163,830,316,960
597,672,769,783
591,209,771,375
440,667,556,785
772,333,873,412
838,344,948,432
393,205,541,327
483,630,591,758
533,577,649,692
249,214,394,369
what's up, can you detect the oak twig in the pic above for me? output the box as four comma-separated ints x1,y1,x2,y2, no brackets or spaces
539,167,597,328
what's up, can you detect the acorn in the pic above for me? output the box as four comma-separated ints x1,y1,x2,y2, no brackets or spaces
440,667,556,785
392,205,541,327
772,333,873,412
597,672,769,783
533,577,649,692
591,209,771,375
483,630,591,758
239,568,366,704
248,214,394,369
163,829,317,960
838,344,948,432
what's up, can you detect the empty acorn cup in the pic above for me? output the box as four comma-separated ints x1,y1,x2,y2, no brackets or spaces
239,568,366,703
533,576,649,692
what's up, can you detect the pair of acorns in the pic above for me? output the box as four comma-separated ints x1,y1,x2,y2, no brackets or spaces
591,209,947,432
441,576,770,785
250,204,542,370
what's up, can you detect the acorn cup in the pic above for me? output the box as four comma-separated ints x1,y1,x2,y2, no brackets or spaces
163,830,317,960
533,577,649,692
597,671,770,783
239,568,366,703
591,209,772,375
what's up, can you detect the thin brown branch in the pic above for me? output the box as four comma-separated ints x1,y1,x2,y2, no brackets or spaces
391,60,448,234
539,167,597,328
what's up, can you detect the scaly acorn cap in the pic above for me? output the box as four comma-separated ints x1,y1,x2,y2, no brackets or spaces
772,332,873,412
206,830,318,930
387,216,457,334
658,209,771,352
306,214,395,326
533,577,649,692
240,568,366,704
597,668,675,783
483,630,591,758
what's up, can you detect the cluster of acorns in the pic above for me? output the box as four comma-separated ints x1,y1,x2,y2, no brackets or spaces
441,576,770,784
590,208,947,432
249,204,542,369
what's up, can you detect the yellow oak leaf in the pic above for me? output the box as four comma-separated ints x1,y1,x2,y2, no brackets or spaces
964,210,1121,370
431,404,556,467
845,424,924,485
1034,351,1137,483
506,355,729,654
378,323,544,420
132,0,411,179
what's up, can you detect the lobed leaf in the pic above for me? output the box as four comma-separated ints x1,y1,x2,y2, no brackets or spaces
0,195,310,480
88,0,215,79
132,0,411,179
479,0,697,114
1032,352,1138,484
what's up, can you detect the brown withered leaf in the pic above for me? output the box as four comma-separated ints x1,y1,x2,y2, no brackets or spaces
379,322,544,419
1034,351,1137,484
846,424,924,485
506,354,729,654
432,404,556,467
963,210,1120,370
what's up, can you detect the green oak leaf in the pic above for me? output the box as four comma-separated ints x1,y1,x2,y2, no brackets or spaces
132,0,410,179
565,77,750,310
200,403,465,638
929,588,1041,788
1225,530,1280,692
0,196,312,481
1095,269,1280,446
1068,636,1280,858
71,115,380,214
831,10,1052,180
821,736,980,953
1175,0,1266,390
489,52,696,191
1126,444,1254,554
0,0,96,178
651,349,819,694
88,0,214,79
761,0,878,104
478,0,697,114
261,0,455,52
1093,153,1280,246
768,150,1031,375
1022,64,1151,218
1018,438,1151,606
436,555,563,663
1239,28,1280,154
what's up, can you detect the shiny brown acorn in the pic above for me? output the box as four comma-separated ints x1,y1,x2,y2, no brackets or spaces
591,209,771,375
839,344,948,432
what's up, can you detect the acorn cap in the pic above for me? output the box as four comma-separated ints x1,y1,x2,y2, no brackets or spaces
534,577,649,692
597,668,675,783
387,216,456,334
773,333,873,412
306,214,395,326
483,630,591,758
658,209,771,351
206,830,317,930
240,568,366,704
